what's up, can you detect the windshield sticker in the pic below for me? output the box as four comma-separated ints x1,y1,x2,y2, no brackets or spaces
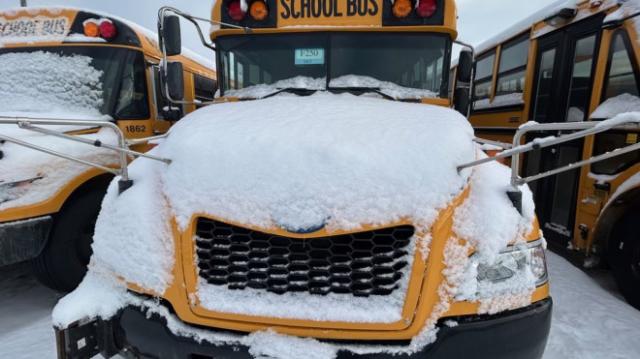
295,48,325,65
0,16,70,43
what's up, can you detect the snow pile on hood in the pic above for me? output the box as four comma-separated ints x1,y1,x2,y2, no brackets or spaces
54,93,543,356
159,93,475,232
452,155,538,313
591,93,640,119
453,156,535,261
0,51,104,118
0,127,118,210
68,92,476,310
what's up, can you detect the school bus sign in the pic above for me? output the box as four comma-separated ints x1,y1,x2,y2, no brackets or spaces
278,0,381,27
213,0,454,34
0,9,75,45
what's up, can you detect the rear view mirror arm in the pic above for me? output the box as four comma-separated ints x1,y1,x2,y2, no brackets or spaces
157,6,235,107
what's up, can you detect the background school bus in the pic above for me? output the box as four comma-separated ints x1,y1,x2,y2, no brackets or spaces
463,0,640,309
0,6,215,292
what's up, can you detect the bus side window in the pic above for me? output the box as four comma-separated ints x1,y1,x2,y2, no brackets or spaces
115,52,150,119
591,30,640,175
194,74,217,109
472,50,496,109
495,34,529,101
151,65,183,121
602,30,640,100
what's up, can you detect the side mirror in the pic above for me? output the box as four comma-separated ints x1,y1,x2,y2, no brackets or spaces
160,15,182,56
457,50,473,84
163,61,184,101
453,87,470,116
453,50,473,116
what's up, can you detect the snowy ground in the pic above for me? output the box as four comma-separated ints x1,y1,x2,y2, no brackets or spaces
0,252,639,359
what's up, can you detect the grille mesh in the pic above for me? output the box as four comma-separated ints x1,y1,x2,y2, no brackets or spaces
195,219,415,297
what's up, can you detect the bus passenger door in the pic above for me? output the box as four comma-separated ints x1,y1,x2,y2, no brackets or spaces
526,16,603,247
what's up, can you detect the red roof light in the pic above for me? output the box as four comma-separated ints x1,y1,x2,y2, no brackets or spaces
99,19,117,40
228,0,246,22
416,0,437,18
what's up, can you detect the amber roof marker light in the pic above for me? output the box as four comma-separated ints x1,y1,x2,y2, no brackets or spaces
392,0,413,18
250,1,269,21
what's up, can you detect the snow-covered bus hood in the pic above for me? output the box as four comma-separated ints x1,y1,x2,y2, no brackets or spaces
0,113,116,210
90,93,476,290
56,93,540,351
153,92,476,231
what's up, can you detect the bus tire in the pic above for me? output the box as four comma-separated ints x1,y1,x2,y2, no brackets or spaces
609,214,640,310
31,190,104,292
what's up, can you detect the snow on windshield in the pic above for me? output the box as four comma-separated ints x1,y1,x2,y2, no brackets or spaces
224,75,438,100
224,76,326,99
329,75,438,100
0,51,105,118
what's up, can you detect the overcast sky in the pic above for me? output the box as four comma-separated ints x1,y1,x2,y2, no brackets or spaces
3,0,561,59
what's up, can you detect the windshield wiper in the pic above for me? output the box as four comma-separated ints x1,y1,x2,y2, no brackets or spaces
327,86,395,100
261,88,323,99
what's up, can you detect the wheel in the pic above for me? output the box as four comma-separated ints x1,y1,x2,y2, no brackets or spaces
609,214,640,310
32,189,105,292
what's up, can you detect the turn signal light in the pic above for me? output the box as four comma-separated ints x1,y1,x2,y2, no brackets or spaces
392,0,413,18
250,1,269,21
228,0,246,21
83,20,100,37
416,0,437,18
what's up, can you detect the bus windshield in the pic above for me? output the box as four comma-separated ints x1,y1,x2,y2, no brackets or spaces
218,33,450,100
0,46,148,119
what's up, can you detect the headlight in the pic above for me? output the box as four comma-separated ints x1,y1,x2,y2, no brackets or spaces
0,176,43,204
477,239,548,287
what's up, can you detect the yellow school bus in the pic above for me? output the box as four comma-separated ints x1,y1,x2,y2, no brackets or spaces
0,7,215,292
54,1,553,358
467,0,640,309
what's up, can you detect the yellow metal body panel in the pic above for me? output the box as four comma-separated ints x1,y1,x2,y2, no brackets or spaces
128,186,549,340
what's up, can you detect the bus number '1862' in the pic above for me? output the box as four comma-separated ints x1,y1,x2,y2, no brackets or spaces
126,125,146,133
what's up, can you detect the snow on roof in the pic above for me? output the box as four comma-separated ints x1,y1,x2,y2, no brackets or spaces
475,0,578,55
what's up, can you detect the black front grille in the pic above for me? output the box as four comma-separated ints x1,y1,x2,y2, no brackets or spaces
195,219,415,298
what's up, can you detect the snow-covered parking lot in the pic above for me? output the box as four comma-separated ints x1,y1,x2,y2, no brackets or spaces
1,252,639,359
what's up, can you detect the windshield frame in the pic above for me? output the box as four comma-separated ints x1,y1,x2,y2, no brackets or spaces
215,31,452,100
0,44,150,120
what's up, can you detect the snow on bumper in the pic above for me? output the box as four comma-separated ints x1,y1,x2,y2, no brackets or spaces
54,297,552,359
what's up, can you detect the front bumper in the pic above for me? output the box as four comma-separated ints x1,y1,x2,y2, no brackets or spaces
0,216,52,266
55,298,552,359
